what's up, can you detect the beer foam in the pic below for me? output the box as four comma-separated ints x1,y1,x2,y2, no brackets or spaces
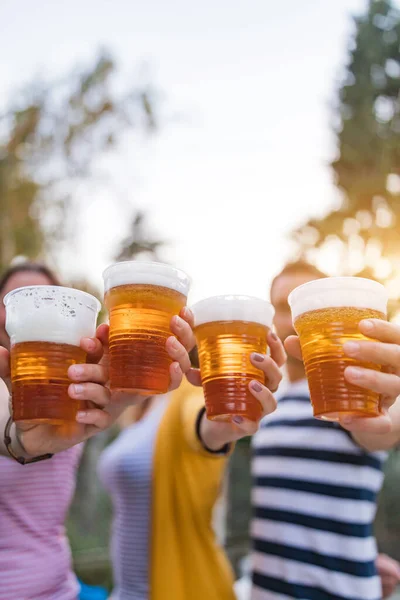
103,261,191,295
4,286,101,346
192,295,275,327
288,277,388,320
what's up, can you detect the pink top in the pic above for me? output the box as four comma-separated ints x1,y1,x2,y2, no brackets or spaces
0,445,82,599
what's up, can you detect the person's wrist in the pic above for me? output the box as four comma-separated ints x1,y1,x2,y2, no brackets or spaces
4,416,53,464
199,411,231,451
10,422,33,458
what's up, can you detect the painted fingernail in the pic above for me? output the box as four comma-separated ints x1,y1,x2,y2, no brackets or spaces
83,338,96,351
361,319,374,332
269,331,278,342
344,341,360,356
252,353,264,362
346,366,362,379
232,416,244,425
70,365,84,377
76,411,87,421
73,384,84,396
251,381,263,393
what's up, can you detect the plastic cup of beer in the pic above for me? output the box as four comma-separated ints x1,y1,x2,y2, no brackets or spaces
288,276,388,421
192,295,274,422
103,261,191,396
4,285,101,433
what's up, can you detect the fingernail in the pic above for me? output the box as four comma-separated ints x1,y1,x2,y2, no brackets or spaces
76,411,87,421
183,307,193,320
83,338,96,351
170,337,179,350
71,365,84,377
252,353,264,363
344,341,360,356
73,384,84,396
173,315,184,329
173,362,181,374
269,331,278,342
232,416,243,425
346,366,362,379
361,319,374,332
251,380,263,393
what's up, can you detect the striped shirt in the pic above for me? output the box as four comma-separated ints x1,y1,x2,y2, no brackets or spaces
97,396,167,600
0,443,82,600
251,379,386,600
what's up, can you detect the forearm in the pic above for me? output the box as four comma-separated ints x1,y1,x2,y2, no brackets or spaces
352,397,400,452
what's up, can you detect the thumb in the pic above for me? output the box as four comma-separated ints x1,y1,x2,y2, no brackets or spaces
284,335,302,361
186,368,202,387
0,346,11,394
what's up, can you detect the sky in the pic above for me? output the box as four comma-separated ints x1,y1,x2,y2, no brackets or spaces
0,0,382,304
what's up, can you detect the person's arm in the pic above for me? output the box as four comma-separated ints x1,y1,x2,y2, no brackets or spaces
0,312,201,459
285,319,400,453
0,330,114,459
183,331,286,452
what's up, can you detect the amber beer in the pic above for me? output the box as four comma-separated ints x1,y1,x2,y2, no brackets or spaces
5,286,100,431
103,262,191,395
193,295,274,422
288,277,388,420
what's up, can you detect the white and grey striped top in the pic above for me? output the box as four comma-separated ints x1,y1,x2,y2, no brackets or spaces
251,379,386,600
98,397,167,600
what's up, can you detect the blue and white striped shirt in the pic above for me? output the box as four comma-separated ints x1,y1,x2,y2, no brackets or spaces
251,379,386,600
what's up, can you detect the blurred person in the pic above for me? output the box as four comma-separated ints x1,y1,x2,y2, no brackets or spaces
97,311,286,600
251,260,400,600
0,262,191,600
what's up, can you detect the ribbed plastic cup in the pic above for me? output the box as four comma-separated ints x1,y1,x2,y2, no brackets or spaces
103,261,191,395
192,295,274,422
5,285,100,433
289,276,388,420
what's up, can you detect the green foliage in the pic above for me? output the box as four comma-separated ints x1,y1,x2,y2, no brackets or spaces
0,50,157,273
115,211,164,262
294,0,400,311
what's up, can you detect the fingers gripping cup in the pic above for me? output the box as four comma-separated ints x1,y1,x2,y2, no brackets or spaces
288,277,388,421
5,286,100,428
192,295,274,422
103,261,191,396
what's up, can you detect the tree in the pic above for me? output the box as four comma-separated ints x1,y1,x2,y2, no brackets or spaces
293,0,400,315
0,50,157,273
115,211,164,262
293,0,400,562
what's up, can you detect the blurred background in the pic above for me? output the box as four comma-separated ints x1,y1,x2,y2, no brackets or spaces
1,0,400,595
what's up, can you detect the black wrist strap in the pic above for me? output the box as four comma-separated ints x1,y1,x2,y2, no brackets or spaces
4,416,53,465
195,407,230,455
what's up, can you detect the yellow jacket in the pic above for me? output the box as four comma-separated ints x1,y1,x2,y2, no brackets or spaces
150,380,236,600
